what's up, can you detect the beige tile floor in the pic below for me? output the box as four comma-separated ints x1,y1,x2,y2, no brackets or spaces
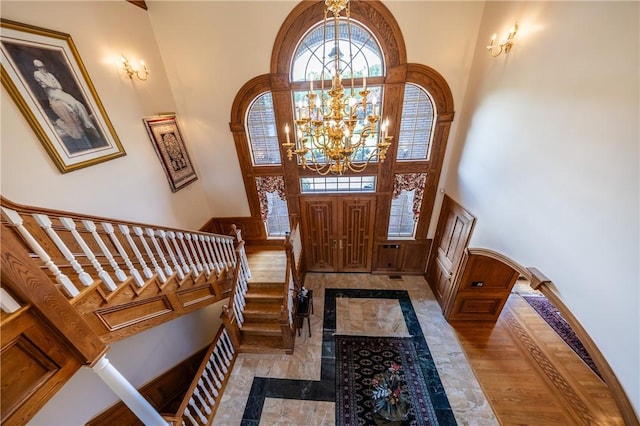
213,273,497,426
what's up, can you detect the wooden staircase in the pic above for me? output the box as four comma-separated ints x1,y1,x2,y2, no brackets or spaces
237,247,293,354
240,281,289,353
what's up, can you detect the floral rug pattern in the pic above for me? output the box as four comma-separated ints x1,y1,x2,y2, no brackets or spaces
336,335,439,426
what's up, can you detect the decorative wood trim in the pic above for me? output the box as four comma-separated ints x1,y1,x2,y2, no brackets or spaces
528,267,640,426
467,247,529,278
94,295,174,332
126,0,147,10
271,1,406,75
1,223,107,363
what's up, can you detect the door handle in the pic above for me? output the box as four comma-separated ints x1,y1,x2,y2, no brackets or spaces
338,239,344,249
447,270,453,278
332,239,337,249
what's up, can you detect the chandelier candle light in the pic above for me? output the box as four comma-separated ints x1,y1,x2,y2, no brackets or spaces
282,0,392,175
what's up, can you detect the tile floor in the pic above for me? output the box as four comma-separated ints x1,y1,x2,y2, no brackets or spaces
213,273,497,426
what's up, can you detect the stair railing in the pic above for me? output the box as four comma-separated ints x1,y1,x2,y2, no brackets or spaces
280,219,304,349
0,197,241,306
219,226,250,348
164,324,236,426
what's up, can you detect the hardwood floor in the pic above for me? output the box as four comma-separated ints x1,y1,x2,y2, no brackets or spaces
452,293,625,425
214,249,628,425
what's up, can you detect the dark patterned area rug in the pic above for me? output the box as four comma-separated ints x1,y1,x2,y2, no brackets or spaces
521,295,602,379
336,335,439,426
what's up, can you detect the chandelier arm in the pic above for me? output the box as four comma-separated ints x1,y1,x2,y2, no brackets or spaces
282,0,393,176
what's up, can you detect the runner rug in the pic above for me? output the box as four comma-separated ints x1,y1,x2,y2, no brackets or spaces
521,295,602,379
335,335,440,426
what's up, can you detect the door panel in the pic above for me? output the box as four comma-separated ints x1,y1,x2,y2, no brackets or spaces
300,197,336,272
339,197,376,272
426,195,475,308
301,195,376,272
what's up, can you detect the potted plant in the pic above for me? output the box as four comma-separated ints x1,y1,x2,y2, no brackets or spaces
371,361,411,425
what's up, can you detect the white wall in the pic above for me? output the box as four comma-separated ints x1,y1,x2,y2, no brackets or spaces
146,1,297,218
1,1,212,230
445,1,639,414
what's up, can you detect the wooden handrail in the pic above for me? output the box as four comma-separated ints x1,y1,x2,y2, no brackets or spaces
0,197,237,303
170,325,236,425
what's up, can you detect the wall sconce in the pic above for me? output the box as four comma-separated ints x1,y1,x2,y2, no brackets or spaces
486,22,518,57
121,56,149,81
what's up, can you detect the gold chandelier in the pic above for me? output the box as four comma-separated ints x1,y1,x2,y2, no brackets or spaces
281,0,392,175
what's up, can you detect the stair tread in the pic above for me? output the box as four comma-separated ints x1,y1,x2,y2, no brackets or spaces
242,322,281,331
239,335,291,354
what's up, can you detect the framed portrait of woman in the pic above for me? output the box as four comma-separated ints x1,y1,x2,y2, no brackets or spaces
1,19,125,173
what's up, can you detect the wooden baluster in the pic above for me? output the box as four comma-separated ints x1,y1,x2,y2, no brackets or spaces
1,288,21,313
221,328,236,355
240,245,251,280
102,222,145,287
146,228,173,278
132,226,167,283
232,294,244,325
183,407,198,426
82,220,127,283
218,338,233,365
198,380,215,410
206,358,222,387
159,230,185,280
168,231,190,276
185,234,204,274
205,236,224,274
198,378,215,405
198,235,216,275
118,225,153,279
213,237,229,270
192,387,211,416
188,397,207,424
59,217,117,291
32,214,94,287
177,232,199,278
213,346,228,373
216,340,231,367
208,353,225,382
191,234,211,276
1,208,78,297
220,237,234,268
201,366,219,397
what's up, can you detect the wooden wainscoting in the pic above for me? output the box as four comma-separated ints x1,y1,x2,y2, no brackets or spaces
372,239,431,275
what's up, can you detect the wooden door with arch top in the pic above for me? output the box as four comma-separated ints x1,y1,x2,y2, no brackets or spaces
300,195,376,272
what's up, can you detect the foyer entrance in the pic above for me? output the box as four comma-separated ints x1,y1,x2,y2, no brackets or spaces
300,195,376,272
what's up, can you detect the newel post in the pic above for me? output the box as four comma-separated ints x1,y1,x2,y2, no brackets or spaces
220,305,241,348
280,305,294,352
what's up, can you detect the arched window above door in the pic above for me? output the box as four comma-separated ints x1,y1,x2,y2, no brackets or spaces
291,19,384,82
230,1,455,271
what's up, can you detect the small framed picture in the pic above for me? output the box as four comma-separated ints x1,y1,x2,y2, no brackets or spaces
1,19,126,173
143,114,198,192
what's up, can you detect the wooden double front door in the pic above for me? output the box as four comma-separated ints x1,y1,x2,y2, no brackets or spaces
300,195,376,272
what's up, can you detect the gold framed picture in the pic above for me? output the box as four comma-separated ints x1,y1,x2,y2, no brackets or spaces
143,114,198,192
1,19,125,173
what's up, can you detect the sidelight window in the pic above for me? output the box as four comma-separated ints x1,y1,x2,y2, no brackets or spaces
396,83,434,161
247,92,281,165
